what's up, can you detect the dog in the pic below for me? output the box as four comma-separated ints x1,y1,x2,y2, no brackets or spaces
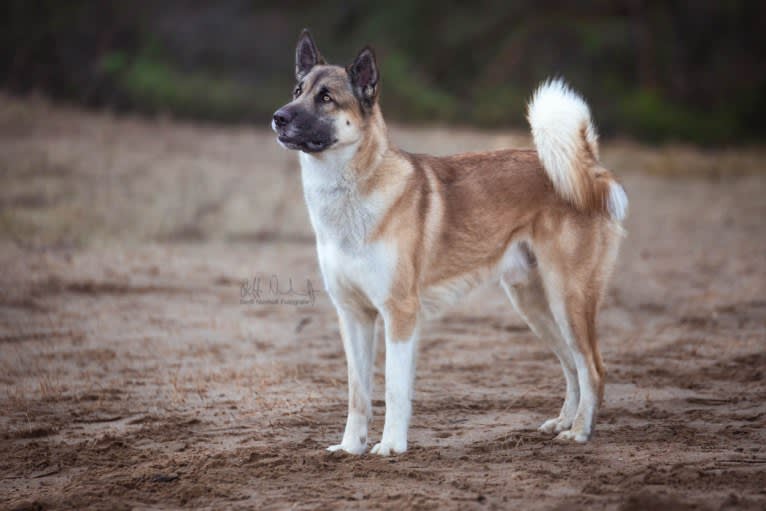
272,30,627,456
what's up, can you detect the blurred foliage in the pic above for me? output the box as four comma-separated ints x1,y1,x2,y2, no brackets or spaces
99,49,256,119
1,0,765,144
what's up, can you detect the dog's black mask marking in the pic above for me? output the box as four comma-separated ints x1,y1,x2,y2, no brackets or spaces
273,105,337,153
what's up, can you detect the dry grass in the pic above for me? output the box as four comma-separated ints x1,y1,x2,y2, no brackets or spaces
1,93,764,249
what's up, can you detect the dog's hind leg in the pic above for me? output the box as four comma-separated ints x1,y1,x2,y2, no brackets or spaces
327,305,378,454
501,269,580,435
541,272,603,443
532,223,617,443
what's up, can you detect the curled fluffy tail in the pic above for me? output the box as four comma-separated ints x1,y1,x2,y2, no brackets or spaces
527,79,627,222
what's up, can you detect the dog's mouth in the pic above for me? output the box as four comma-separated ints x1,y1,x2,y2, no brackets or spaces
277,134,337,153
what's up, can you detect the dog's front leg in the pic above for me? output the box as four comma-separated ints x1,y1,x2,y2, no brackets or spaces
371,304,419,456
327,305,377,455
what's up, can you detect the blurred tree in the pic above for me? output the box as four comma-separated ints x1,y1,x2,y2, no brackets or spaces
1,0,763,144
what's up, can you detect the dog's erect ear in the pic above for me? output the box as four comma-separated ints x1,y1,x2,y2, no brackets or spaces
348,46,379,109
295,29,325,81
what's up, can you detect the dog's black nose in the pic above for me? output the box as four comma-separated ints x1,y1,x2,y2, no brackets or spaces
273,109,292,128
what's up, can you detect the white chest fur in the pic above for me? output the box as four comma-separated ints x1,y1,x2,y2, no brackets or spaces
300,151,397,310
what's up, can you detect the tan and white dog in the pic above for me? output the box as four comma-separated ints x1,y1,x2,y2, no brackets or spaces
272,30,627,456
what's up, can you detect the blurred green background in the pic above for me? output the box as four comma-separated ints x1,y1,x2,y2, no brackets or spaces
2,0,764,144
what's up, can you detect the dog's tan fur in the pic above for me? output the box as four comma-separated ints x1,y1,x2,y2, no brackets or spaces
273,32,627,454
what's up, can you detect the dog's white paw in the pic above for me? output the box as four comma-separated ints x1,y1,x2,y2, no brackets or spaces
554,429,589,443
538,416,573,434
370,439,406,456
327,442,367,455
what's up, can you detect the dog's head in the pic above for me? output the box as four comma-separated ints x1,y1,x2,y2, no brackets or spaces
272,30,379,154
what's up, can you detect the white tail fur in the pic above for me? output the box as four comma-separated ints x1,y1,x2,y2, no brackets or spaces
528,79,627,221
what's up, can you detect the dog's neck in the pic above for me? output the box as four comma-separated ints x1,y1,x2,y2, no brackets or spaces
299,106,390,189
299,107,405,248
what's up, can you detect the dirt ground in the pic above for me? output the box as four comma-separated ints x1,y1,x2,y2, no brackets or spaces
1,94,765,510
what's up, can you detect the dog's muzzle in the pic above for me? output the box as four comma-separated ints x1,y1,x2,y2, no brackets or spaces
272,107,336,153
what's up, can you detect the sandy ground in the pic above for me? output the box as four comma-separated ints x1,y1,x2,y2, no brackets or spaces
0,95,765,510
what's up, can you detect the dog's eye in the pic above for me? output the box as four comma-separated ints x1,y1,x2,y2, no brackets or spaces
321,94,332,103
293,86,302,98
